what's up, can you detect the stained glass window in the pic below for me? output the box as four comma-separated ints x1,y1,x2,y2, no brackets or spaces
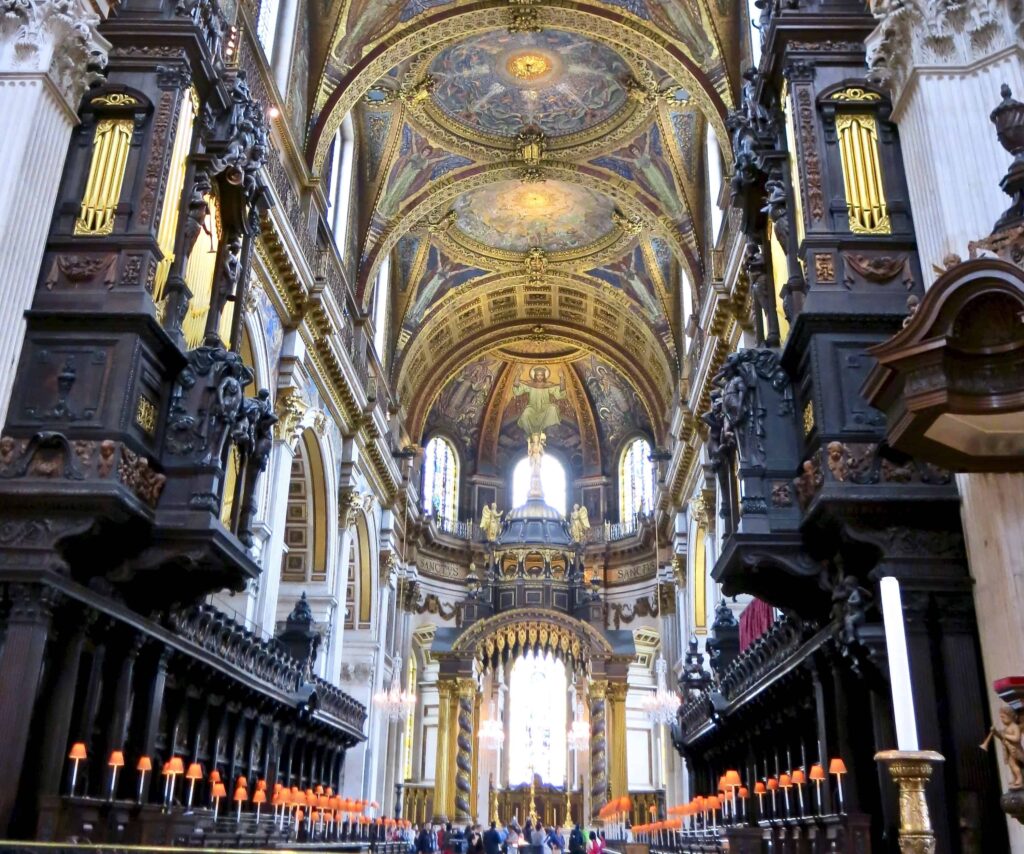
422,436,459,524
620,437,654,523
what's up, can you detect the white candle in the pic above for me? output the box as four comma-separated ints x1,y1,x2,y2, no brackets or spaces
880,576,919,750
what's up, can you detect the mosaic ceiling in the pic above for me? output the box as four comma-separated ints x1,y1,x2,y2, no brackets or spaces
427,31,632,140
452,180,618,254
301,0,742,443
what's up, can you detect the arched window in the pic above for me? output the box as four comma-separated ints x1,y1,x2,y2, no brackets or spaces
508,653,566,786
257,0,300,91
372,254,391,358
747,0,763,68
693,525,707,632
706,126,724,242
681,266,695,348
281,433,327,583
620,437,654,522
422,436,459,524
327,115,355,256
511,454,567,515
255,0,281,59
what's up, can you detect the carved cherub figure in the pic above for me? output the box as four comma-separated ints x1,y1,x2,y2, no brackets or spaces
987,706,1024,790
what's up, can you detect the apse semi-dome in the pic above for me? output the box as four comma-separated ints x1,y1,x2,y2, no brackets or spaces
427,30,632,141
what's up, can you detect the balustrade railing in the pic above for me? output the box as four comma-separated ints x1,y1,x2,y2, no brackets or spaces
436,516,473,539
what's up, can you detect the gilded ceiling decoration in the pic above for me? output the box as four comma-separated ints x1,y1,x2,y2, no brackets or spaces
427,30,631,140
452,179,618,254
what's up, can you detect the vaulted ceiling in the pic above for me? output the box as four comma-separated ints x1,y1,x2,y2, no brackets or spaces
301,0,743,457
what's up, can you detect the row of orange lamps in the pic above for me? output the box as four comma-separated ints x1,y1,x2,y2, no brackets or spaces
596,795,632,839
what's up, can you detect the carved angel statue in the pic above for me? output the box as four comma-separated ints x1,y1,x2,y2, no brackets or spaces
479,502,503,542
569,503,591,543
983,705,1024,790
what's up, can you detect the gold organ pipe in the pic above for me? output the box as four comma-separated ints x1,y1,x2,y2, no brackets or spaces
153,89,198,301
836,113,890,235
74,119,133,236
182,194,221,349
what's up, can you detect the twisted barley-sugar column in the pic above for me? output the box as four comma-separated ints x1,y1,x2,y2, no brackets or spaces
434,681,456,821
455,678,476,822
590,680,609,819
609,682,629,800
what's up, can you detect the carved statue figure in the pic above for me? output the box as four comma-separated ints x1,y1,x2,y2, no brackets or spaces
569,503,591,543
480,502,503,542
831,575,868,648
985,706,1024,790
235,388,277,546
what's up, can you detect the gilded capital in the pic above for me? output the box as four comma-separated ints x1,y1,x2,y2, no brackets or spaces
456,677,477,700
608,682,628,702
274,387,307,444
589,679,608,700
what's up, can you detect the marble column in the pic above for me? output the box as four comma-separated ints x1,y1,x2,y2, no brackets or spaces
608,683,628,801
589,681,608,820
454,677,476,823
0,0,109,428
865,0,1024,284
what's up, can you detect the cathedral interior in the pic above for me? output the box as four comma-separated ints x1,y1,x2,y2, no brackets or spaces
0,0,1023,851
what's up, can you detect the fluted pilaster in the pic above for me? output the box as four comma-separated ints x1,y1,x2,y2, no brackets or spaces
608,682,628,800
866,0,1024,282
0,0,109,426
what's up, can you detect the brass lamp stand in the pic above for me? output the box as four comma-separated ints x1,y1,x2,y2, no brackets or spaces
875,750,945,854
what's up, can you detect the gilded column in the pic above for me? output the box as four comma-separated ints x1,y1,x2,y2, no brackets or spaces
589,680,608,819
454,677,476,823
608,682,629,801
0,0,109,427
434,680,456,821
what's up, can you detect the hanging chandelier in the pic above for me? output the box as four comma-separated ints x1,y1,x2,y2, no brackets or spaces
478,701,505,751
373,655,416,722
567,717,590,752
641,656,680,725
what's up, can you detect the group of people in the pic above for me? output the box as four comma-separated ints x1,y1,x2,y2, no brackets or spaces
409,820,610,854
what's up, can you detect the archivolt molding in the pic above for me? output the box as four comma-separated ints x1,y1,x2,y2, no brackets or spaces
309,1,732,177
360,159,693,303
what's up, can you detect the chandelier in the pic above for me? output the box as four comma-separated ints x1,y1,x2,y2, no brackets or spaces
567,717,590,752
478,701,505,751
565,692,589,753
373,655,416,722
641,656,680,725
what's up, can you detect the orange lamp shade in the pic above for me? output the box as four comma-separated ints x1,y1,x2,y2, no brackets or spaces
829,758,848,775
648,804,656,815
209,770,221,783
257,779,267,791
185,763,203,781
212,782,227,799
779,774,792,788
253,790,267,805
236,775,247,788
791,769,806,785
233,785,248,802
707,796,721,810
717,775,727,791
316,784,325,795
273,782,283,794
108,750,125,767
136,756,152,772
766,778,778,791
739,787,749,798
68,743,87,761
724,770,742,787
161,762,171,776
809,764,826,782
326,787,334,797
168,756,184,775
754,782,766,794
